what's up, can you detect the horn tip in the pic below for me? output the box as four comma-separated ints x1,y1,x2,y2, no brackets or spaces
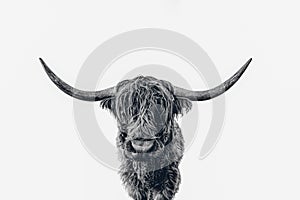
246,58,253,65
39,57,47,68
242,58,252,72
39,58,51,73
39,57,44,64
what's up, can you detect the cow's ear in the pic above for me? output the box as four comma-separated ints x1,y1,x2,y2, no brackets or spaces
174,97,192,116
100,97,115,113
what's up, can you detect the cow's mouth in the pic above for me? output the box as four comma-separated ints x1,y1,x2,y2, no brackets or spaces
130,139,155,153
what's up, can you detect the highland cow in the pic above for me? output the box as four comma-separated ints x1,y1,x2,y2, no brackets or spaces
40,58,252,200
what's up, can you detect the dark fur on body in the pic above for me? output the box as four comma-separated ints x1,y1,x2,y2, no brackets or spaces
118,122,184,200
101,76,192,200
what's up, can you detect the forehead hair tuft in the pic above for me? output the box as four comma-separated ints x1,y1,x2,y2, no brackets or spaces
115,76,174,122
100,76,192,125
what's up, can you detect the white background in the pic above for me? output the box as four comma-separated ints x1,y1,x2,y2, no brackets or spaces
1,0,300,199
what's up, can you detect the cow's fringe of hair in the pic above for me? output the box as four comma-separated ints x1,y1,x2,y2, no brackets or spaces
113,76,190,121
100,76,192,119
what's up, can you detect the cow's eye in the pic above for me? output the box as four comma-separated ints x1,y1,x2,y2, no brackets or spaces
120,132,127,138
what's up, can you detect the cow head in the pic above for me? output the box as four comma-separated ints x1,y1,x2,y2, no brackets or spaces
100,76,192,160
40,58,251,160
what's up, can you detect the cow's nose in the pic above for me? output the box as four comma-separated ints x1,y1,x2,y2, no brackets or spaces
132,131,148,139
132,139,144,146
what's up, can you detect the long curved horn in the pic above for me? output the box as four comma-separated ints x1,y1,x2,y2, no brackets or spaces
174,58,252,101
40,58,115,101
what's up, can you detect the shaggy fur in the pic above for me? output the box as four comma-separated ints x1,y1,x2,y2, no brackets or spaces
100,76,192,200
41,57,251,200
